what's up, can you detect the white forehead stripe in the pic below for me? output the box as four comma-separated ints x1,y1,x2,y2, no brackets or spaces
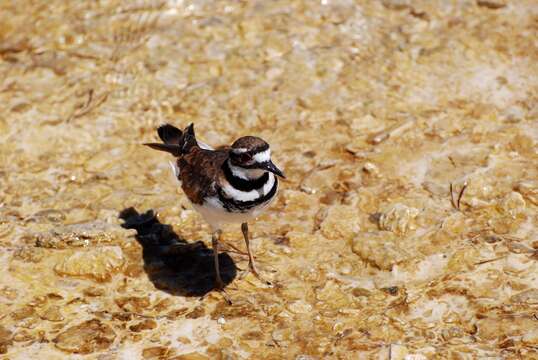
232,148,248,154
253,149,271,163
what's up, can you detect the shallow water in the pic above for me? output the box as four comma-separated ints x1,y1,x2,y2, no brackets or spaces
1,0,537,358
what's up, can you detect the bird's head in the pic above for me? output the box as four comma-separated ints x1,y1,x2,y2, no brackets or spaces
229,136,285,179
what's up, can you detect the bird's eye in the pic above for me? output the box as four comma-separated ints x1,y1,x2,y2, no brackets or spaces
239,153,252,163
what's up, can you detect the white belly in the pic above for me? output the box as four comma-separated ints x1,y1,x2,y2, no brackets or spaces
191,196,274,231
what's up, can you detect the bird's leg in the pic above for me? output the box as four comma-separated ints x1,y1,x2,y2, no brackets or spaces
212,229,225,290
211,229,232,304
241,222,271,286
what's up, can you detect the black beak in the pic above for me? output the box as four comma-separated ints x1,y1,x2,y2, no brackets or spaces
264,160,285,178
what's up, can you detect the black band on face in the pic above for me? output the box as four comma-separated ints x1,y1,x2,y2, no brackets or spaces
229,143,270,166
223,161,269,191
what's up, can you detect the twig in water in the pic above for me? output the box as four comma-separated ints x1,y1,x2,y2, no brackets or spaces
457,182,468,209
475,256,506,265
450,181,467,211
450,183,456,208
368,118,416,145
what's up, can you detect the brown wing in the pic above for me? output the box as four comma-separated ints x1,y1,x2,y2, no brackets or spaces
178,147,229,204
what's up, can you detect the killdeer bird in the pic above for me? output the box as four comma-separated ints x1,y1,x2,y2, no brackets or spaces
144,124,285,292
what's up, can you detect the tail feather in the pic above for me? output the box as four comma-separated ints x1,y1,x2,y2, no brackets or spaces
145,123,200,157
157,124,183,145
143,142,182,156
181,123,199,153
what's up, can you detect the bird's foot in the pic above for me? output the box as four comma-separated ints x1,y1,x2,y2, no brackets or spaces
214,279,232,305
240,263,273,286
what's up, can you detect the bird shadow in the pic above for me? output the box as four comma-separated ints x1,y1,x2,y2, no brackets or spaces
119,207,236,297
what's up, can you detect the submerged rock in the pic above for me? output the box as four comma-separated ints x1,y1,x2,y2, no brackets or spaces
129,319,157,332
115,296,151,312
522,329,538,345
0,325,12,354
142,346,173,358
172,352,210,360
352,231,411,270
53,319,115,354
510,289,538,304
34,220,135,249
477,0,507,9
515,181,538,205
11,305,36,321
500,191,526,217
39,306,64,322
320,205,360,240
54,246,125,282
389,344,409,360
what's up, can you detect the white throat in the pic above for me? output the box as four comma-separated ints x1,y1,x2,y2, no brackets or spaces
227,161,266,180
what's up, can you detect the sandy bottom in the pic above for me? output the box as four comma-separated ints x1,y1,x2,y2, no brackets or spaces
1,0,537,359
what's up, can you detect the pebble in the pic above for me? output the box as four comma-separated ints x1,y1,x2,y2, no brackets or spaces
378,203,419,235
